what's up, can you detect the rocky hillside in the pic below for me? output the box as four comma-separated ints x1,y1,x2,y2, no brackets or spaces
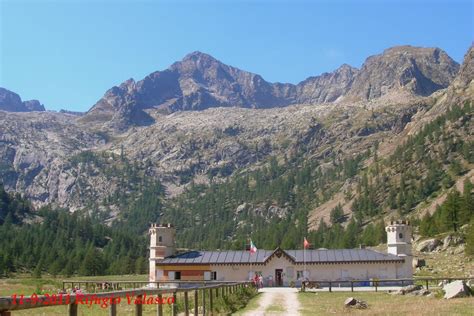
0,45,471,242
82,46,459,130
0,88,45,112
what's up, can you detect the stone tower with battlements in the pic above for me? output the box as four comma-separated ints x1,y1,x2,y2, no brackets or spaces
386,220,413,278
149,223,176,282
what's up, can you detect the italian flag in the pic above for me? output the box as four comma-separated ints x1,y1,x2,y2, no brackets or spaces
250,240,258,254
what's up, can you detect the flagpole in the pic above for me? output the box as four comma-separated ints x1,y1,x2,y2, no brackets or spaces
304,237,306,281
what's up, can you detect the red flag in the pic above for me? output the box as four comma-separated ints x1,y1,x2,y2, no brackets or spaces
304,237,310,249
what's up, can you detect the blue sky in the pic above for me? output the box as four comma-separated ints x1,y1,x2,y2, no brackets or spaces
1,0,472,111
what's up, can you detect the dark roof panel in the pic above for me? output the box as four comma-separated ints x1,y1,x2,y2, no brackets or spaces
158,248,403,265
349,249,360,261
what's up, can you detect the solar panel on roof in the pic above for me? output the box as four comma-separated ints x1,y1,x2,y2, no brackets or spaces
230,251,239,263
193,252,204,263
326,250,335,261
366,250,377,261
286,250,295,260
215,251,229,263
210,251,219,263
232,251,242,263
157,248,405,265
313,250,320,262
203,252,214,263
349,249,359,261
320,250,328,262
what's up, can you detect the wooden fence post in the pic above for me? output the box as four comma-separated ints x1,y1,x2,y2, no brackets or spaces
194,290,199,316
157,293,163,316
109,302,117,316
68,303,78,316
135,295,143,316
329,281,332,293
209,287,213,314
184,291,189,316
172,292,177,316
351,281,354,292
202,289,206,316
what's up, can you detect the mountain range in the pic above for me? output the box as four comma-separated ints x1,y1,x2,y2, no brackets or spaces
0,45,472,235
79,45,460,130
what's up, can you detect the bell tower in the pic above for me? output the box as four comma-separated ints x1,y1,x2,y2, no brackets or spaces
149,223,176,282
386,220,413,278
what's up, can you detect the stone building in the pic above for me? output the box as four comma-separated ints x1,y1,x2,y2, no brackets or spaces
149,221,412,286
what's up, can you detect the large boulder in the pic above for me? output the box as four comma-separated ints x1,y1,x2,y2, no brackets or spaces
416,238,441,252
442,234,464,250
443,280,471,299
344,297,357,306
390,284,423,295
344,297,368,309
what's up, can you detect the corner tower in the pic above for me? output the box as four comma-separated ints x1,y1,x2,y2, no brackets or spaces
149,223,176,282
386,220,413,278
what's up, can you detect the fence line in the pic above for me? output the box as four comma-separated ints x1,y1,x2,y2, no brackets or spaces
0,281,252,316
1,277,472,315
301,276,474,292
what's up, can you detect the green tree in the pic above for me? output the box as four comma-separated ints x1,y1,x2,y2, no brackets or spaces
330,204,344,224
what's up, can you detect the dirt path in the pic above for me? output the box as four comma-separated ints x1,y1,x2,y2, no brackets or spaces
241,288,301,315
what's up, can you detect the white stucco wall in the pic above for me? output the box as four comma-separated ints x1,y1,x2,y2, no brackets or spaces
204,255,408,286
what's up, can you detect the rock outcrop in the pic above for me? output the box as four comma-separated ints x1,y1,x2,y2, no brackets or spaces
0,88,45,112
415,238,441,252
346,46,459,101
443,280,472,299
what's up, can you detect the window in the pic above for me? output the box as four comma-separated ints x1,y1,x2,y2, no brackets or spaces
169,271,181,280
158,236,163,242
399,233,403,239
297,271,304,279
205,271,217,280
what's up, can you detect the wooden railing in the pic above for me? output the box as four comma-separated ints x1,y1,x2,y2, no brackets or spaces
0,281,252,316
61,280,244,292
301,276,474,292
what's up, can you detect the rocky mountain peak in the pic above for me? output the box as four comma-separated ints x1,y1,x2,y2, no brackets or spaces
22,100,45,111
346,46,459,101
181,50,218,63
0,87,45,112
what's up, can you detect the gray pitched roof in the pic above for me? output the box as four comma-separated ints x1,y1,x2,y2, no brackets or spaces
157,248,403,265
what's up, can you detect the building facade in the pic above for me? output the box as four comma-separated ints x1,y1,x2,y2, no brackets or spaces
149,221,412,286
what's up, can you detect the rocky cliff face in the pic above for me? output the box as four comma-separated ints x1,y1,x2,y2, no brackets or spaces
346,46,459,101
295,64,359,104
444,45,474,103
82,46,459,130
0,88,45,112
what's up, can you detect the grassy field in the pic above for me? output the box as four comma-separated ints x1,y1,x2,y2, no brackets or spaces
2,276,473,315
0,274,148,297
0,274,167,316
298,292,474,316
0,275,256,315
